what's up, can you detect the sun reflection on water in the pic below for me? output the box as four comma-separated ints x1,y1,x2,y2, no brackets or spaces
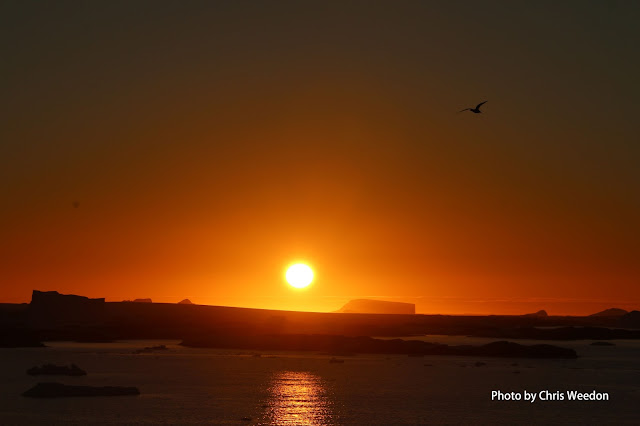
263,371,334,425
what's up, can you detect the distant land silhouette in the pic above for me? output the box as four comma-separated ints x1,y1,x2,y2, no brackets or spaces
619,310,640,328
1,291,639,355
589,308,628,317
178,299,193,305
522,310,548,317
334,299,415,314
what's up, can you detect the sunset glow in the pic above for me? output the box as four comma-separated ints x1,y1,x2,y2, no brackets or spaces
0,2,638,316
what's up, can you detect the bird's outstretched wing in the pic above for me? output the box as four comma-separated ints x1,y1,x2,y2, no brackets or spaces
475,101,487,110
458,108,471,113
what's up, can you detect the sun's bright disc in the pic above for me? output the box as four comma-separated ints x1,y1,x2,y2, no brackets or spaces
285,263,314,289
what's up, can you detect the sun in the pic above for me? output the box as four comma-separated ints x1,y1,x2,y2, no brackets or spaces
285,263,314,289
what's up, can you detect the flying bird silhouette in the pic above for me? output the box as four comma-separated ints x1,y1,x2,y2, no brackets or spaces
459,101,487,114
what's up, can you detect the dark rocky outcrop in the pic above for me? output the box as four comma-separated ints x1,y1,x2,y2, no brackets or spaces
27,364,87,376
30,291,105,307
28,291,105,327
23,382,140,398
335,299,415,315
589,308,628,317
178,299,193,305
181,333,577,359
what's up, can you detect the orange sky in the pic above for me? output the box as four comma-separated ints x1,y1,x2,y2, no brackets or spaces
1,2,639,315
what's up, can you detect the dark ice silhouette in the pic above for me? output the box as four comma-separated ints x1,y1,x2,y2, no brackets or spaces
27,364,87,376
182,334,578,359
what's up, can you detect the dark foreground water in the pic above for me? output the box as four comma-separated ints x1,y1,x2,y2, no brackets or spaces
1,338,639,425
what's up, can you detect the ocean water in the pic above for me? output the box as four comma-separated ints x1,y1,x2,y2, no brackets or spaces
0,338,639,425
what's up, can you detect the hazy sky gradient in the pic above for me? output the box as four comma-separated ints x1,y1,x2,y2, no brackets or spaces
1,1,639,314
